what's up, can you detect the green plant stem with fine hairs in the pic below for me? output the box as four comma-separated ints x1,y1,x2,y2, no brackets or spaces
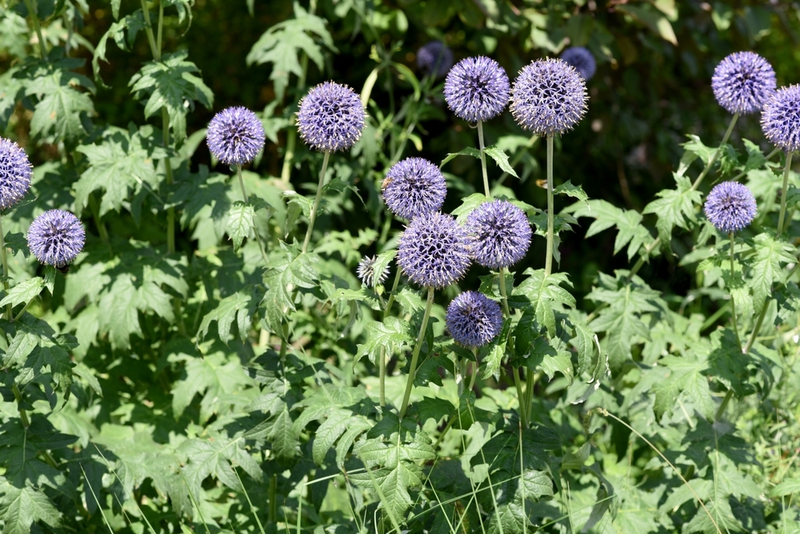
545,135,555,276
302,151,331,254
379,267,403,407
477,120,490,197
729,232,741,348
23,0,48,60
0,216,11,321
399,286,434,419
777,151,794,234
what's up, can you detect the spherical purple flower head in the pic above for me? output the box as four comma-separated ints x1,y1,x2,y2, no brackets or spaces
712,52,776,115
357,255,389,287
560,47,596,81
297,81,366,152
466,200,532,269
446,291,503,348
27,210,85,268
761,85,800,152
417,41,454,79
704,181,757,233
382,158,447,220
206,107,266,165
444,56,510,123
510,58,588,137
397,212,472,289
0,137,32,211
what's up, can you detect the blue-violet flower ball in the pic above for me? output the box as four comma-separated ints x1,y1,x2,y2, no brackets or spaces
510,58,588,137
712,51,776,115
206,107,266,165
466,200,532,269
297,81,366,152
27,209,86,268
444,56,510,123
0,137,32,211
397,212,472,289
357,255,390,288
417,41,454,79
382,157,447,220
761,85,800,152
704,181,757,234
560,46,596,80
446,291,503,349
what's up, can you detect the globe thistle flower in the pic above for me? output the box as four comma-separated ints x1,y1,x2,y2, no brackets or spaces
510,58,588,137
444,56,510,123
704,181,757,233
446,291,503,348
206,107,266,165
466,200,532,269
357,255,390,288
712,51,776,115
382,158,447,220
297,81,366,152
27,210,86,268
416,41,453,78
397,212,472,289
560,46,596,81
761,85,800,152
0,137,32,211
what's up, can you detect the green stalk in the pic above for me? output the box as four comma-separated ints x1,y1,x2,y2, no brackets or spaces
0,216,11,320
12,384,30,429
545,135,555,276
162,108,175,254
729,232,741,348
399,287,434,419
139,0,159,59
477,120,491,197
777,151,794,234
301,151,331,254
379,267,403,407
236,165,269,266
467,347,478,391
744,300,769,354
23,0,48,60
512,366,528,428
714,390,733,422
268,473,278,524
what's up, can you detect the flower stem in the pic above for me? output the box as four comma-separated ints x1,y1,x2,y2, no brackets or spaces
545,135,555,276
236,165,269,266
301,151,331,254
715,389,733,421
379,267,403,407
512,366,528,428
691,112,739,191
778,151,794,235
399,286,434,419
162,108,175,255
12,384,30,429
729,232,741,348
477,120,490,197
467,348,478,391
0,216,11,321
139,0,160,59
744,301,769,354
498,267,510,316
23,0,48,60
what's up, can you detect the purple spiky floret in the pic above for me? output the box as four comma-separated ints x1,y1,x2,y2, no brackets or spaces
704,181,756,233
397,212,472,289
0,137,32,211
446,291,503,348
510,58,588,137
357,255,389,287
417,41,454,78
382,157,447,220
297,81,366,152
206,107,266,165
444,56,510,123
560,47,596,80
466,200,532,269
712,51,776,115
27,209,86,267
761,85,800,152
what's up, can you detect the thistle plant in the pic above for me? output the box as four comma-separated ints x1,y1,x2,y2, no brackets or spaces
761,84,800,234
560,46,596,80
0,137,32,320
416,40,453,79
27,209,86,269
712,51,776,115
382,157,447,220
357,254,390,288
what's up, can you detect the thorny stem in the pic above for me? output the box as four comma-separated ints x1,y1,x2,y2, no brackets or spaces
23,0,48,60
399,287,434,419
236,165,269,266
477,120,491,197
777,151,794,234
545,135,555,276
729,232,741,348
302,151,331,254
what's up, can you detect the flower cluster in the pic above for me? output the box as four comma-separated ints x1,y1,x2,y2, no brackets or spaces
417,41,453,78
27,209,86,268
0,137,32,211
444,56,510,123
206,107,266,165
466,200,531,269
711,51,776,115
357,255,389,288
397,212,472,289
510,58,588,137
297,81,366,152
761,85,800,153
560,47,596,81
446,291,503,348
382,158,447,220
704,181,757,233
